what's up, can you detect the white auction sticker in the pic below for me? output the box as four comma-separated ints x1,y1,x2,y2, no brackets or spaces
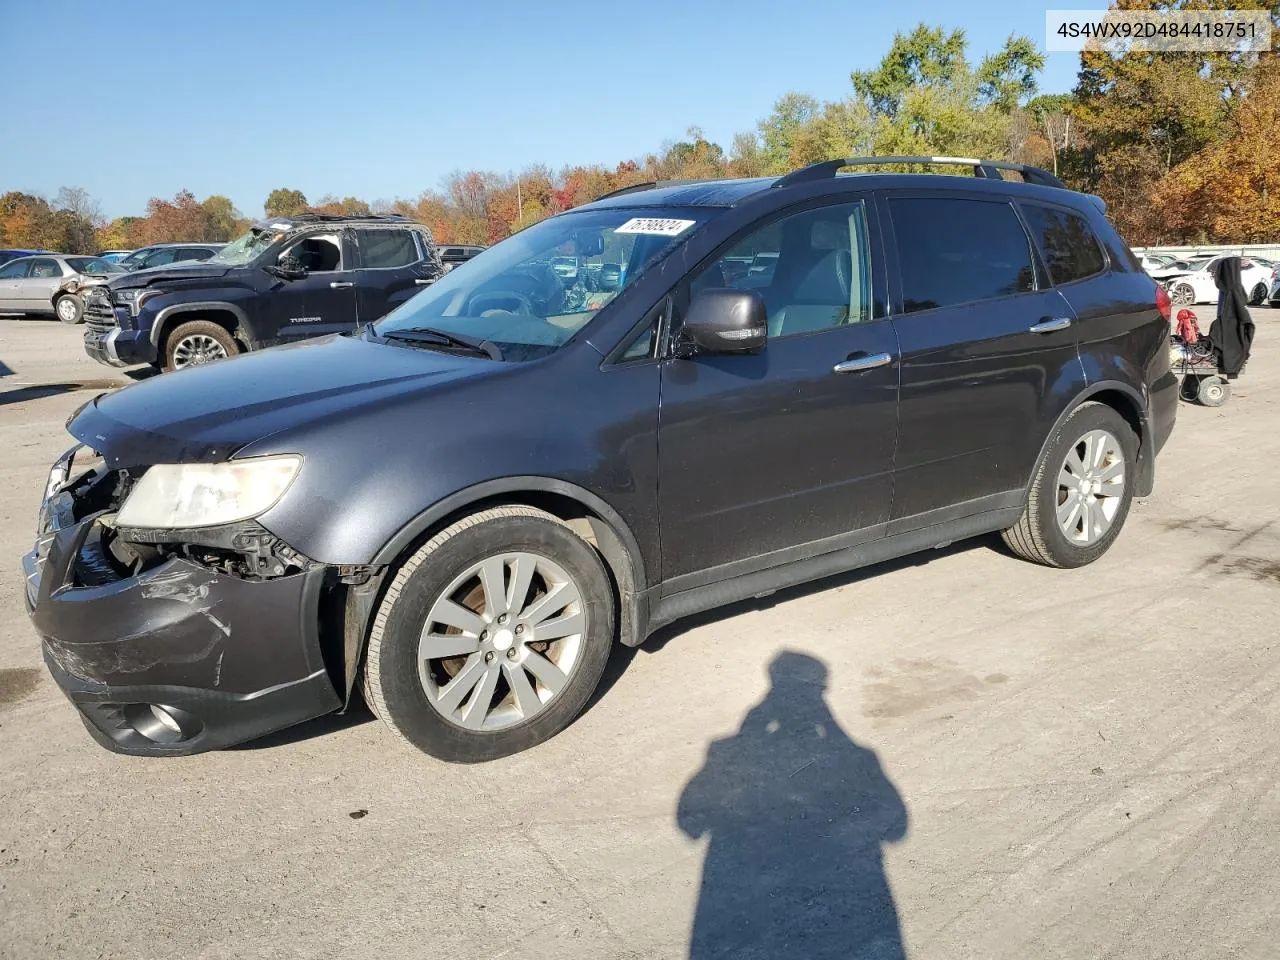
614,217,697,236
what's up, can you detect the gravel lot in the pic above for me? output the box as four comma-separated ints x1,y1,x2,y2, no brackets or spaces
2,313,1279,959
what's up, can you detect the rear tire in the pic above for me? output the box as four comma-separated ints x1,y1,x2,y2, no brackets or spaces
1002,402,1137,568
55,294,84,324
363,506,615,762
163,320,238,372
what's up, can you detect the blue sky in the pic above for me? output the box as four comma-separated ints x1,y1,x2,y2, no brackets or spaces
0,1,1082,220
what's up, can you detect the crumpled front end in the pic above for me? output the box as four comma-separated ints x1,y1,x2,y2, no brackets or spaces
24,446,341,756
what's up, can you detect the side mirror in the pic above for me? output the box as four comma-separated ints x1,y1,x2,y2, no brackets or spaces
271,254,308,281
681,289,767,355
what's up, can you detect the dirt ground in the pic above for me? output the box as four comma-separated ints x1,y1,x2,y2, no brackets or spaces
2,314,1278,959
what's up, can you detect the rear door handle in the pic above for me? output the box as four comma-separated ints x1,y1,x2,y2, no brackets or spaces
1029,317,1072,333
329,281,354,289
414,278,435,286
833,352,892,374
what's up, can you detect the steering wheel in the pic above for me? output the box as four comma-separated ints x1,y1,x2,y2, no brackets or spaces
467,290,537,316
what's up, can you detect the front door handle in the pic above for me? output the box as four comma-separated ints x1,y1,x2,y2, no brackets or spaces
414,278,435,286
1029,317,1072,333
329,281,354,289
833,352,892,374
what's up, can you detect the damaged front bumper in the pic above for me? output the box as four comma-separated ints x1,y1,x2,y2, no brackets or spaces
23,447,341,756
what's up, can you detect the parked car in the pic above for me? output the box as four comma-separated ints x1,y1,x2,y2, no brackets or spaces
0,248,48,267
1268,266,1280,305
438,244,485,272
84,214,442,372
118,243,224,272
1157,255,1272,306
25,156,1177,761
0,254,123,323
98,250,134,263
1139,254,1176,272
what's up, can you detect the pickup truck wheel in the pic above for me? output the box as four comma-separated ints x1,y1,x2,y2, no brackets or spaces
1002,402,1137,569
55,294,84,324
164,320,238,372
363,506,615,762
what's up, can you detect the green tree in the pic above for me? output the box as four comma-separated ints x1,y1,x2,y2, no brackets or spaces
758,93,822,172
201,195,244,240
264,188,309,218
977,35,1045,112
851,24,970,120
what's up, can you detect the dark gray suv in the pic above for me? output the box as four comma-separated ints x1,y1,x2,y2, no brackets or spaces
24,157,1177,762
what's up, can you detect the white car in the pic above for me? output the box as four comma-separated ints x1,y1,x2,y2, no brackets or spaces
1157,255,1272,307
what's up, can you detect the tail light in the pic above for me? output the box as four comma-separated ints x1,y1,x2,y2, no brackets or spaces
1156,284,1172,322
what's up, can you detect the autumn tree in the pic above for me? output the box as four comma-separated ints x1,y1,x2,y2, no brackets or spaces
264,188,308,218
1157,57,1280,242
136,190,218,243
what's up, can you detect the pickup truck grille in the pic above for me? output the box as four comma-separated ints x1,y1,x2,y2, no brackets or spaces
83,290,116,335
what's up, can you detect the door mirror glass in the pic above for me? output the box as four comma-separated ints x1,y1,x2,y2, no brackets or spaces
683,289,767,354
275,253,308,280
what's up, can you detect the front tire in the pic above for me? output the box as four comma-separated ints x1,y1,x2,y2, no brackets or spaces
164,320,238,372
1002,402,1137,568
1250,283,1268,306
55,294,84,324
363,506,616,762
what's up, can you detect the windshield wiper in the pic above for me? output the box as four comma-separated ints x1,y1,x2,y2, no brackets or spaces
378,326,504,361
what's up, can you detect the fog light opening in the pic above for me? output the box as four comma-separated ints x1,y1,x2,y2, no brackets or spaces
123,703,200,744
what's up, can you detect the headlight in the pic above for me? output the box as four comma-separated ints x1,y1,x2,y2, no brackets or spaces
116,456,302,529
113,288,165,315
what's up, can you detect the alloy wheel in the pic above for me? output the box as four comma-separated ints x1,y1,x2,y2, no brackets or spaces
1170,282,1195,307
1056,429,1125,545
171,334,228,367
417,552,586,731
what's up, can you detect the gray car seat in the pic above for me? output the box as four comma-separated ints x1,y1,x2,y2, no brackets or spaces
768,248,852,337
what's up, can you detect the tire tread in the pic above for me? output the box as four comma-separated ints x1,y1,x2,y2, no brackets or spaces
363,505,567,751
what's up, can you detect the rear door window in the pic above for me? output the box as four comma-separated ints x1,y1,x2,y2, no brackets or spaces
889,197,1035,313
357,230,420,269
0,259,32,278
1021,205,1107,284
29,258,62,278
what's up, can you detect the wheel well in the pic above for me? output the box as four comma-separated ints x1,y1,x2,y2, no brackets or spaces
1088,388,1143,444
1085,387,1152,495
410,490,638,637
159,311,244,353
335,490,646,707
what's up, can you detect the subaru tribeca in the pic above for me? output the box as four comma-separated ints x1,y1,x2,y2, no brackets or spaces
24,157,1178,762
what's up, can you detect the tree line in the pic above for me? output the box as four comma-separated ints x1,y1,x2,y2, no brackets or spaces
3,6,1276,254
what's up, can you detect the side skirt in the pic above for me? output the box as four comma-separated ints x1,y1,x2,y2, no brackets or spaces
644,503,1022,635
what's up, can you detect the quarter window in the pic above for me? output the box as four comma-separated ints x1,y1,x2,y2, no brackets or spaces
689,201,874,338
358,230,420,269
1022,205,1107,284
890,197,1035,313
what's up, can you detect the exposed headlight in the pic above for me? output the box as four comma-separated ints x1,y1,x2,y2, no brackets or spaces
116,456,302,529
113,288,165,316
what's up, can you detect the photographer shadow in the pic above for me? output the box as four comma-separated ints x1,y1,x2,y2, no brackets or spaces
678,651,908,959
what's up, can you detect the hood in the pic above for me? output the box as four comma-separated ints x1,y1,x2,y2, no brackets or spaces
110,261,233,290
68,334,492,468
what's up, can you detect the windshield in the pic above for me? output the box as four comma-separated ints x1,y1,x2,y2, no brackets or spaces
210,227,281,266
119,247,155,267
67,257,122,275
374,207,710,360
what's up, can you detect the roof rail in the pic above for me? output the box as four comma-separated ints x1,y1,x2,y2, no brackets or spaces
773,156,1067,190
